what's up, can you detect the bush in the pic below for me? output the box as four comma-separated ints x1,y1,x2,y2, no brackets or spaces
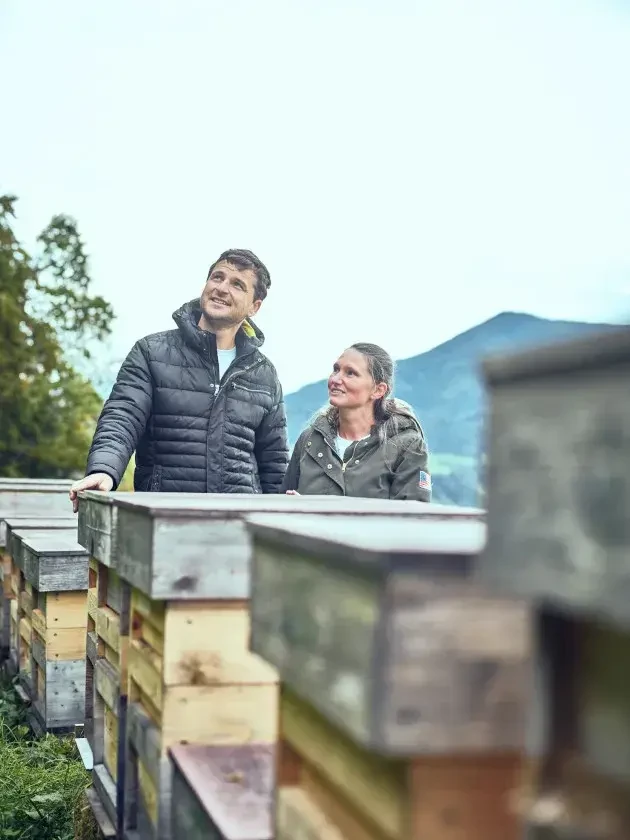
0,675,96,839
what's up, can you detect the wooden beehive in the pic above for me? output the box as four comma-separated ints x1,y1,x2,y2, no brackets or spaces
4,521,76,688
113,493,477,840
247,513,531,840
478,327,630,839
0,479,74,662
18,532,88,735
77,491,198,834
77,490,131,833
0,479,72,544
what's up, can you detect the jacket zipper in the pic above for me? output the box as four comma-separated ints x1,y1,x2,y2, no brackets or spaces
231,382,271,397
341,441,360,473
216,359,265,398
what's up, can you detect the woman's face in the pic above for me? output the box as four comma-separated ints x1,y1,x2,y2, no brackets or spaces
328,349,386,409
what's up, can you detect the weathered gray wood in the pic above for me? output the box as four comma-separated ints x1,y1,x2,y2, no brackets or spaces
481,326,630,629
20,535,88,591
93,763,118,830
77,490,123,566
31,634,46,670
85,783,116,839
126,701,172,839
35,658,86,728
4,516,76,549
9,526,77,571
0,480,73,542
169,744,274,840
247,514,530,755
112,493,483,600
87,630,98,665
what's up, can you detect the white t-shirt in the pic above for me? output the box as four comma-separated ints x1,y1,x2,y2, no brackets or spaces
217,347,237,380
335,435,369,458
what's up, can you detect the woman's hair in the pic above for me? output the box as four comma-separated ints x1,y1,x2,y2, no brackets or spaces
315,342,424,444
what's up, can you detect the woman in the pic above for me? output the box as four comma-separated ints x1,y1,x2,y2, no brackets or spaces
282,342,431,501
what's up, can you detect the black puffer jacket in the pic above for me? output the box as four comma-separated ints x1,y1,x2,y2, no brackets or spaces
85,300,289,493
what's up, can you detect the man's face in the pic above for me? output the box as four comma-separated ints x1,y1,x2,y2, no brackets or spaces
200,260,262,327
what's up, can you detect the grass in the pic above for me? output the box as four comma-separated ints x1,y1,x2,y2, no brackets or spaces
0,674,98,840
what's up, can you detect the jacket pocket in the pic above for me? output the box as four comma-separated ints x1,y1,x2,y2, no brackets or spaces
149,465,163,491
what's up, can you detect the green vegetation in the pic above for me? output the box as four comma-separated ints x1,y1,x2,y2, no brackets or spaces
0,675,97,839
0,194,114,479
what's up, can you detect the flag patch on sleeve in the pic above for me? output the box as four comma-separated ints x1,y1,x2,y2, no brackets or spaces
418,470,431,489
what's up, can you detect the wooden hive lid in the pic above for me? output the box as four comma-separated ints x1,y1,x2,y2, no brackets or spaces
247,513,485,577
170,743,274,840
109,491,484,520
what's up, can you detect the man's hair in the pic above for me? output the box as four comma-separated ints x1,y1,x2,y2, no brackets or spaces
207,249,271,302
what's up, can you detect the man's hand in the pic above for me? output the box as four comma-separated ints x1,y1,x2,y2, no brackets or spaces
285,490,301,496
69,473,114,513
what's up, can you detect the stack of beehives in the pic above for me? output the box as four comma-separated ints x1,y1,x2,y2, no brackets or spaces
77,492,480,840
244,512,530,840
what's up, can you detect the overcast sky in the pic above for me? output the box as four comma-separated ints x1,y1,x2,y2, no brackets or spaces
2,0,629,393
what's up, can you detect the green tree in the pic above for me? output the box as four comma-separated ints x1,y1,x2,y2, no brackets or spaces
0,195,114,478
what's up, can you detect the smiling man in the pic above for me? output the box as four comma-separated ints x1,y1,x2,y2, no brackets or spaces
69,249,289,509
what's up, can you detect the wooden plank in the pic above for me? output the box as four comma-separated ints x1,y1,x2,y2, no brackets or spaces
92,762,118,830
0,484,72,544
481,326,630,629
128,675,278,748
87,588,98,621
97,606,121,653
85,783,116,839
276,787,344,840
112,494,482,600
87,630,98,665
169,743,274,840
22,548,88,592
300,764,387,840
280,688,407,839
159,601,277,687
39,658,86,728
77,491,120,567
44,590,87,627
95,658,120,711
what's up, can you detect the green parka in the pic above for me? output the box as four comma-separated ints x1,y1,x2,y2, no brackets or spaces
281,412,431,501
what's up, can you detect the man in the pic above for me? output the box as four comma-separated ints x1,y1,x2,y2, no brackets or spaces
70,249,289,511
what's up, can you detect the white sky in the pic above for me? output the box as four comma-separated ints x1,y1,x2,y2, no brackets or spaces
2,0,629,393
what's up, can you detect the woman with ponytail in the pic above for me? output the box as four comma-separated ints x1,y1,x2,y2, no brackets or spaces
282,343,431,501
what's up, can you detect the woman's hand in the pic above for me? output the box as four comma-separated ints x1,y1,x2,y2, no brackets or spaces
285,490,300,495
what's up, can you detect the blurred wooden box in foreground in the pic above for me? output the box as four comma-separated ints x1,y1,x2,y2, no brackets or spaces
248,513,530,840
481,326,630,626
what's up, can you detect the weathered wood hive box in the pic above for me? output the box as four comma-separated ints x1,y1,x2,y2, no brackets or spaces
18,532,88,735
106,493,479,840
247,512,530,840
4,520,76,686
0,478,73,661
480,327,630,839
77,490,174,836
0,479,72,545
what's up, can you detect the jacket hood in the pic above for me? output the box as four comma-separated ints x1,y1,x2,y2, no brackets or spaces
312,402,421,441
172,298,265,354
